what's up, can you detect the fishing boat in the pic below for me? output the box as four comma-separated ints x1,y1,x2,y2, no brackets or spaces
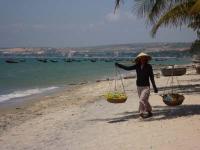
50,59,58,63
90,58,97,62
37,59,48,63
161,65,186,76
5,59,19,63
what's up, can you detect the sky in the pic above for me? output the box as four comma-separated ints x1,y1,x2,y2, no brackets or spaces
0,0,197,47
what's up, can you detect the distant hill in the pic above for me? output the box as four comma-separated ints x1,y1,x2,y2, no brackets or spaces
0,42,192,57
75,42,191,52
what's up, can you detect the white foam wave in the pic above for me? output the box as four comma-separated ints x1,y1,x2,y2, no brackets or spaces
0,86,58,102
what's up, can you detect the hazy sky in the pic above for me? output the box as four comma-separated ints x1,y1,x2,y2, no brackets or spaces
0,0,197,47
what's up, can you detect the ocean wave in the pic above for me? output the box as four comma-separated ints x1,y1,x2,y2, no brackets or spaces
0,86,58,103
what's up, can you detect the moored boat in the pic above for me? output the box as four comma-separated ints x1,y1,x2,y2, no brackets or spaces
5,59,19,63
37,59,48,63
50,59,58,62
90,59,97,62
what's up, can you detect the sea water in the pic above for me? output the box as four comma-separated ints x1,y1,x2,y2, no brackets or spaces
0,58,117,103
0,56,192,103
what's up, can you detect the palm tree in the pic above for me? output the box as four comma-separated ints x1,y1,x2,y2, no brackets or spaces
115,0,200,37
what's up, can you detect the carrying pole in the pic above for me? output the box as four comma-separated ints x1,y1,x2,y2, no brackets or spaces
171,65,174,94
114,66,117,91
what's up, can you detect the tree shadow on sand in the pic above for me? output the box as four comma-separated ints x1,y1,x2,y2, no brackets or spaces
88,105,200,123
158,83,200,95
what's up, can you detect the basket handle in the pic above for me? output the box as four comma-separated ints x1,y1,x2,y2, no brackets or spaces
115,66,126,94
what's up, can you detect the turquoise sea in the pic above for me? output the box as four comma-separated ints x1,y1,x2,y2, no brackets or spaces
0,54,192,103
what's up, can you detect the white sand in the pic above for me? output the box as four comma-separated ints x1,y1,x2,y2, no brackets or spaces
0,67,200,150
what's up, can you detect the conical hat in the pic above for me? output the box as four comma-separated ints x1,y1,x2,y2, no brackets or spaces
135,52,152,62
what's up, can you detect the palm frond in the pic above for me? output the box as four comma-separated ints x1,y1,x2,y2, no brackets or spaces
190,0,200,14
134,0,185,19
113,0,200,37
148,0,184,23
148,0,168,23
134,0,158,17
189,14,200,30
151,1,194,37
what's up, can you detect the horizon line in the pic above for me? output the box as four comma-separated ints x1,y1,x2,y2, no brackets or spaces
0,41,192,49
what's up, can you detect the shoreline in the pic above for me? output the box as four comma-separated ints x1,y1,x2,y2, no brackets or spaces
0,65,200,149
0,64,198,131
0,80,91,109
0,64,197,107
0,81,108,134
0,65,200,150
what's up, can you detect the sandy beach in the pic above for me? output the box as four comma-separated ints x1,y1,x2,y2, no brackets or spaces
0,66,200,150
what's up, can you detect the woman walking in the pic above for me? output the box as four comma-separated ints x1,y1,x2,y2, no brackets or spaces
115,52,158,118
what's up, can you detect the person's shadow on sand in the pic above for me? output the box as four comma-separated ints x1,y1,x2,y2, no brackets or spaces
89,105,200,123
89,84,200,123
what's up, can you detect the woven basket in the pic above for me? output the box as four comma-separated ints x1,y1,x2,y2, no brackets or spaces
107,97,127,103
161,93,184,106
161,67,186,76
105,92,127,103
